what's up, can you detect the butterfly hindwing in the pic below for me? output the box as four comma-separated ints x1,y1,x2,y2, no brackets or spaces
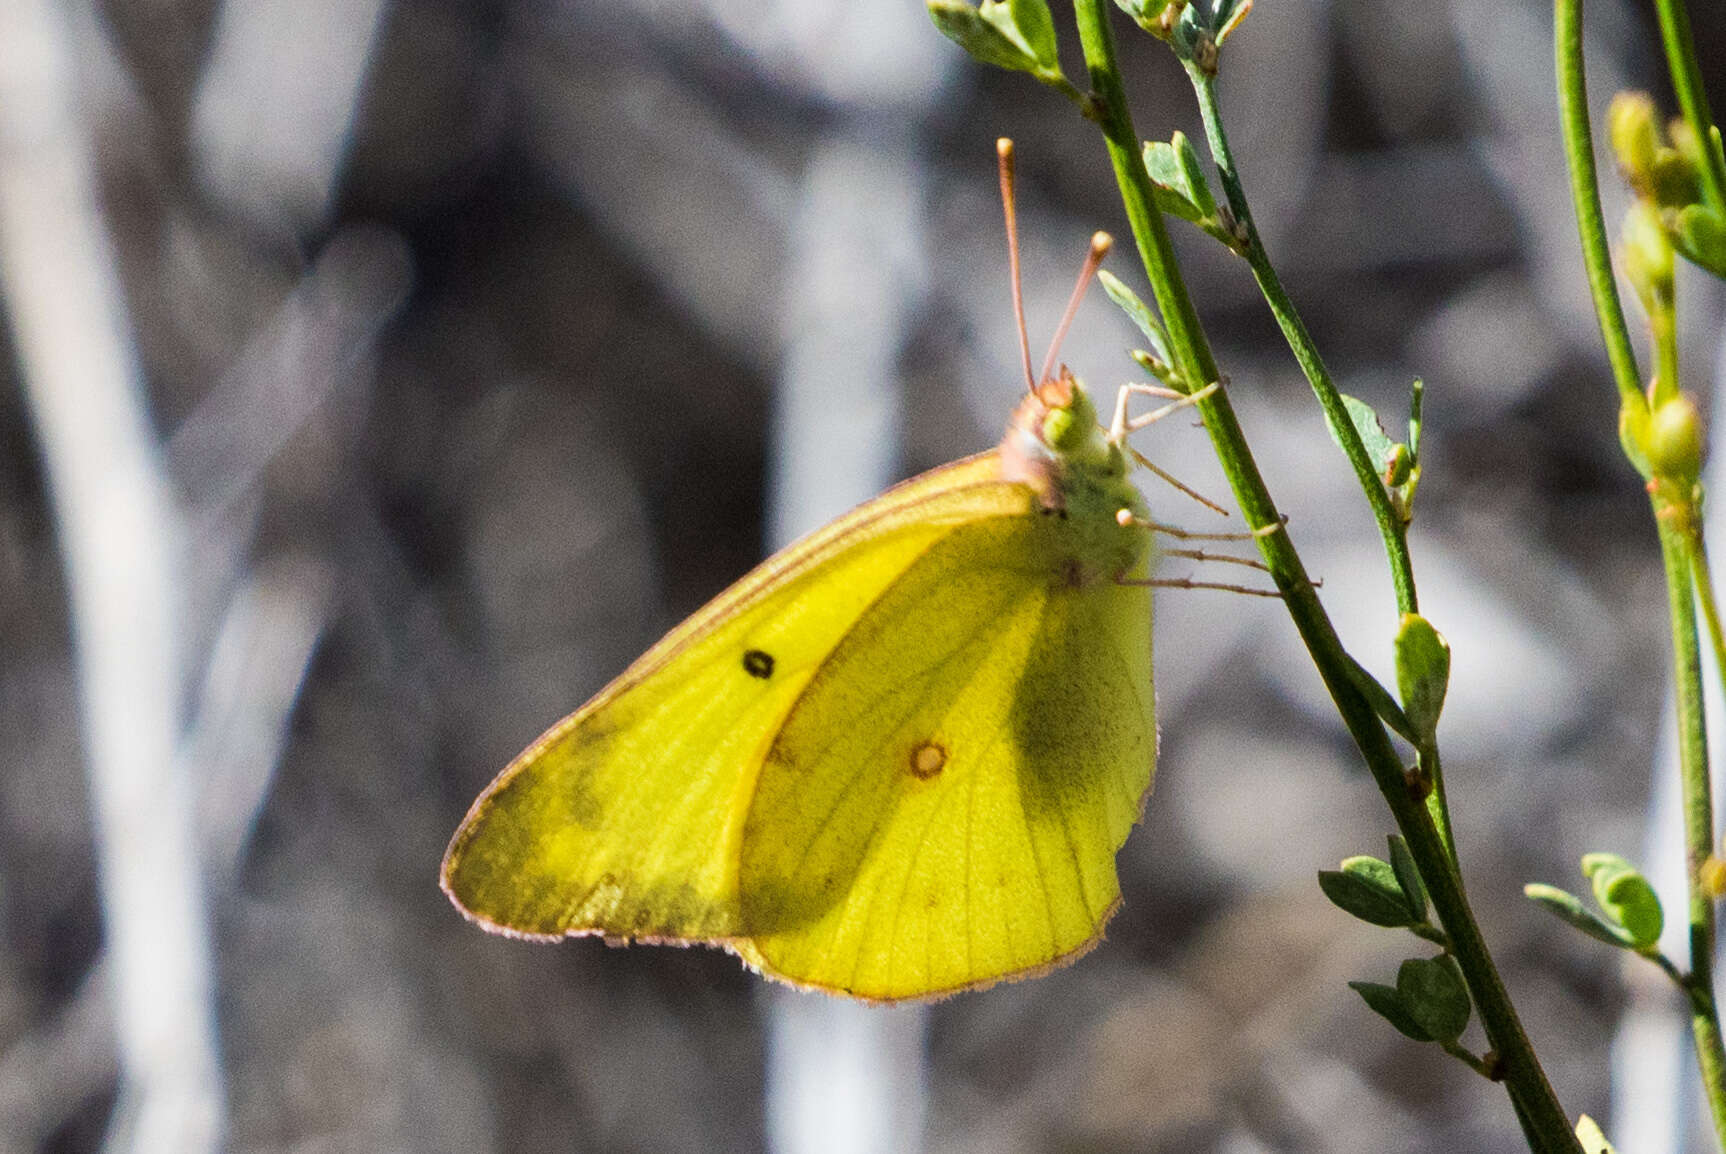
736,515,1156,1000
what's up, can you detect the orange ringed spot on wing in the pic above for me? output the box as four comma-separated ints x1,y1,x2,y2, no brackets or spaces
742,649,775,679
909,739,947,779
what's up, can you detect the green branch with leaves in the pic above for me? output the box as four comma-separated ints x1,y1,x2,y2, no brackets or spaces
1547,0,1726,1144
930,0,1591,1149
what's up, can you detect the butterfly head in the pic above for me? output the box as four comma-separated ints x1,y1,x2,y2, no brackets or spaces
1003,370,1124,482
1002,371,1153,583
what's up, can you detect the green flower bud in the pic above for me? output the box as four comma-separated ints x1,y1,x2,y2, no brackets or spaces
1622,200,1675,314
1608,91,1660,195
1645,393,1704,484
1669,117,1704,172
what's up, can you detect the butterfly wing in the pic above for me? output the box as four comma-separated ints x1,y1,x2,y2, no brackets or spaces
440,454,1035,945
734,514,1156,1000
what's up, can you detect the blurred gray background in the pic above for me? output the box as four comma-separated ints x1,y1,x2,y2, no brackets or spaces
1,0,1723,1150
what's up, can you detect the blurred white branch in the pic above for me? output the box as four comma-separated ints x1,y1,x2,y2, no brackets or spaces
189,559,334,887
763,119,934,1154
192,0,388,229
0,2,222,1152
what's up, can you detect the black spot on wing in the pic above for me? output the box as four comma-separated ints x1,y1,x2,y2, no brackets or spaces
743,649,775,679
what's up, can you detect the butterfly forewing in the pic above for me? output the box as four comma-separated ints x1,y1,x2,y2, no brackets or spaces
441,456,1029,943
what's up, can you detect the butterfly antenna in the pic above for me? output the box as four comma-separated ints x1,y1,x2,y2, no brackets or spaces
998,138,1036,393
1039,232,1112,388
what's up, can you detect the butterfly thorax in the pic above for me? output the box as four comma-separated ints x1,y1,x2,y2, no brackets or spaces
1000,373,1154,586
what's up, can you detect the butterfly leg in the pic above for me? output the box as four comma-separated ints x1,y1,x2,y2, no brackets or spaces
1116,511,1287,541
1126,449,1230,515
1128,575,1286,598
1106,379,1219,442
1116,516,1296,597
1162,547,1272,573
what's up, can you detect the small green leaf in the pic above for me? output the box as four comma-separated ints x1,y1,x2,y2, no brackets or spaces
1171,132,1218,219
927,1,1039,72
1394,614,1451,742
1006,0,1059,69
1347,981,1432,1041
1575,1114,1618,1154
1141,142,1205,222
1319,856,1414,928
1170,1,1208,58
1110,0,1163,33
1582,853,1664,948
1341,653,1418,744
978,1,1038,57
1387,835,1428,924
1213,0,1252,45
1142,140,1183,187
1141,134,1221,226
1098,270,1172,368
1524,883,1636,948
1334,394,1401,476
1396,956,1470,1044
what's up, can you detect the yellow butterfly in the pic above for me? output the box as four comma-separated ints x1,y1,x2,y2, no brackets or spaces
442,141,1219,1002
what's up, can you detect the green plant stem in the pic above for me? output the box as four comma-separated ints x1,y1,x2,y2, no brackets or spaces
1186,66,1419,618
1651,301,1680,404
1559,0,1726,1137
1069,2,1577,1148
1652,0,1726,214
1655,517,1726,1142
1186,62,1458,861
1554,0,1642,408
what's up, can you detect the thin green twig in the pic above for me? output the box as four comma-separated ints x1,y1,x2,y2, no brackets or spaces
1185,66,1419,618
1419,743,1456,865
1069,1,1578,1148
1554,0,1642,408
1442,1040,1500,1081
1558,0,1726,1138
1652,305,1681,402
1655,519,1726,1141
1647,947,1686,988
1185,63,1461,861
